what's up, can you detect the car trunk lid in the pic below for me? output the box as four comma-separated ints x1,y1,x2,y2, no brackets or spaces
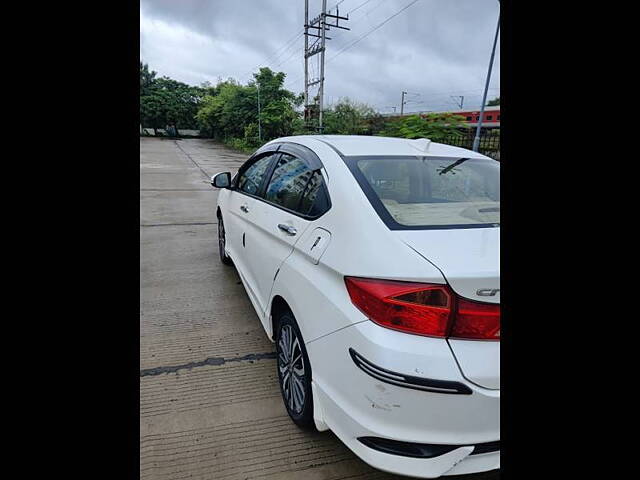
396,227,500,389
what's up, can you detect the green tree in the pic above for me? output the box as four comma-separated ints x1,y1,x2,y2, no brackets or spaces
196,80,257,140
365,113,387,136
487,96,500,106
196,67,302,149
323,98,376,135
140,62,156,96
378,113,467,141
139,64,308,146
140,69,204,135
251,68,302,141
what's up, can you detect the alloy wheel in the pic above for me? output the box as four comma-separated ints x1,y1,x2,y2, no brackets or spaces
277,324,306,414
218,219,225,254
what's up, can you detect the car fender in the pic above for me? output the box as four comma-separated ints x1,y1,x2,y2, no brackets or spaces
216,187,230,215
267,248,368,346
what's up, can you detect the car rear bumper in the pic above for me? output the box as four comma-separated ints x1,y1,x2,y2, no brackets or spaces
306,320,500,478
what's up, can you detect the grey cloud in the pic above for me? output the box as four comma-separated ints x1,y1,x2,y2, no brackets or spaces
140,0,500,112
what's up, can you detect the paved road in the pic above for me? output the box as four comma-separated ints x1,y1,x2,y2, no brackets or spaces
139,138,396,480
139,138,499,480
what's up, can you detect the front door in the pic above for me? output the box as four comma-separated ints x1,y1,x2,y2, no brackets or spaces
242,152,330,322
225,152,280,309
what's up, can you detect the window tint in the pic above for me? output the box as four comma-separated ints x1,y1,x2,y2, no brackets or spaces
265,154,313,211
352,157,499,228
300,171,329,216
264,154,329,216
237,154,276,195
486,115,493,120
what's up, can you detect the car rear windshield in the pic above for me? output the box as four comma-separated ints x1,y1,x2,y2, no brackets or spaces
346,156,500,229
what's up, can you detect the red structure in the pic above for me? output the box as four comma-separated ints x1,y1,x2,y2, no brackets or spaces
453,106,500,127
383,105,500,130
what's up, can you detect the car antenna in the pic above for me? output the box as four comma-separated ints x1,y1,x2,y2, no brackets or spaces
409,138,431,153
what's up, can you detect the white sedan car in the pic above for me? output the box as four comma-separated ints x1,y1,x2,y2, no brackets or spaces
211,135,500,478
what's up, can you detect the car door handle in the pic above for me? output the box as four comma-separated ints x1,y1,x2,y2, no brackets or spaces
240,205,249,213
278,224,297,236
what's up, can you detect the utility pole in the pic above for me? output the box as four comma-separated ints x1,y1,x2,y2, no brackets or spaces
473,7,500,152
400,91,420,115
318,0,327,131
257,82,262,141
451,95,464,109
304,0,309,123
304,0,349,132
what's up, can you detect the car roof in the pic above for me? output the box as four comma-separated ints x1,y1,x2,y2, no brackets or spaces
271,135,491,159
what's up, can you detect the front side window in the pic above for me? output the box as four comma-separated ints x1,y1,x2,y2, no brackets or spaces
237,153,277,195
265,154,329,217
348,156,499,229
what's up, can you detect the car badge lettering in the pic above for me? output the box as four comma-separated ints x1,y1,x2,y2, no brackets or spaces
477,288,500,297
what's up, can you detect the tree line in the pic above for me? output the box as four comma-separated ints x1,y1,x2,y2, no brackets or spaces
140,63,472,152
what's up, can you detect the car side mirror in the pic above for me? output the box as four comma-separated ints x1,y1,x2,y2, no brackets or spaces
211,172,231,188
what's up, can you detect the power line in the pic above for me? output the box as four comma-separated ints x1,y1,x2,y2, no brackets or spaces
286,0,500,100
283,0,393,90
326,0,385,52
327,0,421,64
263,30,304,64
347,0,375,15
265,1,368,77
240,28,305,81
376,95,501,114
265,31,304,65
242,1,359,81
273,47,300,69
428,87,500,96
286,0,404,88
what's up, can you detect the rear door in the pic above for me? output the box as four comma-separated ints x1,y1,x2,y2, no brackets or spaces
243,148,331,321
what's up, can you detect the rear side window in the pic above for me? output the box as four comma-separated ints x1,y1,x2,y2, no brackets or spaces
265,153,329,217
300,171,329,216
349,156,499,229
237,154,276,195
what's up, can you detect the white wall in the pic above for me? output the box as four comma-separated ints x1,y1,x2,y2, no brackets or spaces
140,128,201,136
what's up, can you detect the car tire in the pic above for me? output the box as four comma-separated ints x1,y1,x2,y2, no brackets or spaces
275,310,316,430
217,214,233,266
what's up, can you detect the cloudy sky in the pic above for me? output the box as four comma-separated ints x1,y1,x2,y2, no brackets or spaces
140,0,500,114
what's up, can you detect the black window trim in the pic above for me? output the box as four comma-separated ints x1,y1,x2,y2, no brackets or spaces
232,141,332,221
233,148,283,199
342,154,500,231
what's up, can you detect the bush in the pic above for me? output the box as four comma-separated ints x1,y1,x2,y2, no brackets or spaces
323,99,375,135
224,137,266,154
378,113,467,142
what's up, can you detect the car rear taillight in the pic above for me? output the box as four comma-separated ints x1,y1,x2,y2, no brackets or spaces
344,277,500,340
451,297,501,340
